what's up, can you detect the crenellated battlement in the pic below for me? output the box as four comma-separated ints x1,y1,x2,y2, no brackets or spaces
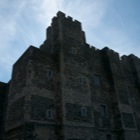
51,11,82,33
57,11,66,18
56,11,81,25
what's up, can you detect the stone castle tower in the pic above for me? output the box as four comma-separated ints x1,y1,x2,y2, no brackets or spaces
1,11,140,140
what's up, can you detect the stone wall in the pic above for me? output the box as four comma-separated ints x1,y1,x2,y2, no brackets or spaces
30,95,55,121
6,97,25,129
3,11,140,140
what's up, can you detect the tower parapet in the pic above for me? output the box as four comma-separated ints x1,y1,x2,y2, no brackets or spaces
40,11,86,53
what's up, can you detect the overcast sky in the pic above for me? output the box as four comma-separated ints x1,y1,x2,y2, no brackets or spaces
0,0,140,82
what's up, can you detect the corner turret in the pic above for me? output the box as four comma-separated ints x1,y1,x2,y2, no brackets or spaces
40,11,86,52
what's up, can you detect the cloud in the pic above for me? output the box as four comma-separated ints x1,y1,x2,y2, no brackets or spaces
33,0,109,28
86,20,138,57
0,0,27,81
0,0,139,82
0,0,112,82
67,0,109,28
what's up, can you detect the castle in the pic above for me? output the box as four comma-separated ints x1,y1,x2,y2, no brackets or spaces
0,11,140,140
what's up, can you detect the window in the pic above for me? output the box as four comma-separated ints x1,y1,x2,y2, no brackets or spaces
100,105,107,118
71,47,77,54
79,77,85,85
46,109,53,119
93,75,101,87
81,107,87,116
47,70,53,79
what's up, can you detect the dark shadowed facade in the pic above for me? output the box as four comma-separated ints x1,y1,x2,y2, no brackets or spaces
0,82,8,140
1,11,140,140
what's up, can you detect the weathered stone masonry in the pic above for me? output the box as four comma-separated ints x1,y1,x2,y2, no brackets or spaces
0,11,140,140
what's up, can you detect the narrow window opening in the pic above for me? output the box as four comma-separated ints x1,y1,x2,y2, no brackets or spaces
47,70,53,79
100,105,107,118
94,75,101,87
71,47,77,54
81,107,87,117
46,109,53,119
79,77,85,85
